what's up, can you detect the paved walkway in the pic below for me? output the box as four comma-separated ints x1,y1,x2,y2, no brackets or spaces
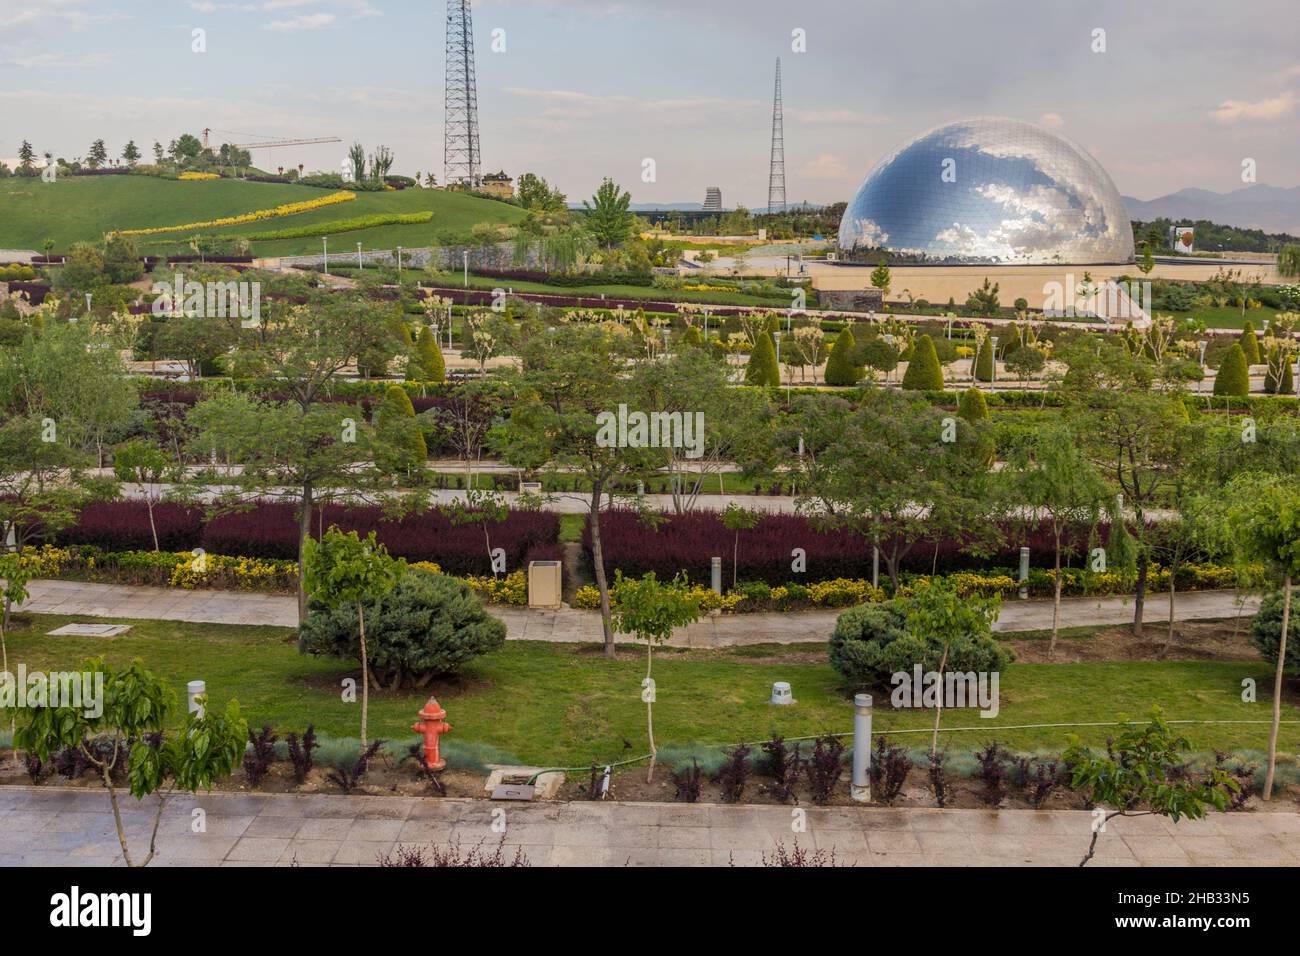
0,786,1293,867
16,580,1258,645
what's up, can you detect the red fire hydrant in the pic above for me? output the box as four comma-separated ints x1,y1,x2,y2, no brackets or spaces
412,697,452,771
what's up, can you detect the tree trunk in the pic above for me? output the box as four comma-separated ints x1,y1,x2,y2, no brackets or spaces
147,499,158,552
645,642,656,782
1132,551,1148,638
1050,533,1062,658
358,601,370,748
1162,573,1176,658
1264,574,1291,800
589,485,615,659
297,481,313,623
930,643,950,757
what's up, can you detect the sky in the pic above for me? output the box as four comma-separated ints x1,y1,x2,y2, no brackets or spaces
1,0,1298,208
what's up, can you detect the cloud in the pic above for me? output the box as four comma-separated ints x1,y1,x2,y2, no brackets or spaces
1038,111,1064,128
1209,90,1298,123
262,12,335,31
802,153,849,179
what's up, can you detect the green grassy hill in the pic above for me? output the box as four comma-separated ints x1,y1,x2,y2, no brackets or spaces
0,175,524,255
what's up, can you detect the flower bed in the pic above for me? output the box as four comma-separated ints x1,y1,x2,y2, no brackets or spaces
584,510,1113,586
116,190,356,236
572,563,1244,613
15,544,528,605
51,500,560,578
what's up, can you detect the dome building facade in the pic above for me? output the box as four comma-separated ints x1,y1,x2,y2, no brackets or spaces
838,117,1135,265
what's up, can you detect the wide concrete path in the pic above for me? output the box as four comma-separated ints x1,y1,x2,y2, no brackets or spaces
0,786,1293,867
16,579,1258,645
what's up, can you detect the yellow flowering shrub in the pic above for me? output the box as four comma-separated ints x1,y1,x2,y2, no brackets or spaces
118,191,356,236
464,571,527,605
178,172,220,181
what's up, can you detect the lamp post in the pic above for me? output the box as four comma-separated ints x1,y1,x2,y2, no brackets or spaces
322,237,329,276
84,292,93,317
397,246,403,279
463,251,469,288
1198,340,1208,394
357,242,363,271
990,335,999,390
883,333,895,384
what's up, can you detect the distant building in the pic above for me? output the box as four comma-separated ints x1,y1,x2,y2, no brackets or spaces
480,170,514,199
703,186,722,212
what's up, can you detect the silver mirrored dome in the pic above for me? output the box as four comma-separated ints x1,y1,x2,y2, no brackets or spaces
838,117,1135,265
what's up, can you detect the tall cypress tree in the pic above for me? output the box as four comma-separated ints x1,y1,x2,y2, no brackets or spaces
823,327,861,386
745,332,780,387
1213,343,1250,397
1238,321,1262,365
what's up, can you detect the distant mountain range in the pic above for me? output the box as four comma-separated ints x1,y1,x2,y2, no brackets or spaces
1123,184,1300,235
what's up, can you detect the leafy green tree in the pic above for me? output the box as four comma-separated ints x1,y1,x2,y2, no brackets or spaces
17,140,36,172
901,334,944,390
1264,350,1295,395
15,658,247,867
103,233,144,285
1237,321,1261,365
1138,242,1155,275
903,577,1003,753
347,142,367,182
1213,342,1250,396
1278,244,1300,278
1064,708,1235,866
610,571,702,781
493,324,656,657
1221,474,1300,798
583,178,635,249
966,278,1001,316
721,504,761,587
122,140,141,166
0,554,33,755
517,172,567,213
823,327,861,386
0,416,98,554
86,139,109,169
744,332,780,387
112,438,174,551
870,260,891,299
1001,425,1108,655
302,528,404,746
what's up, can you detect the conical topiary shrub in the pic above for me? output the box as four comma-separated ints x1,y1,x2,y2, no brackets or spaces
412,326,446,383
957,386,989,422
1213,343,1250,397
1237,321,1261,365
378,384,428,469
972,338,994,382
744,331,780,387
823,327,862,386
901,334,945,390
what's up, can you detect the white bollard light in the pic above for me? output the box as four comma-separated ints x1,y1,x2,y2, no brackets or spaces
851,693,873,802
187,680,207,718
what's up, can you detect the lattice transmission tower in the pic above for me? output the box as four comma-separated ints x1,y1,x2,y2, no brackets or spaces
767,57,786,214
444,0,481,188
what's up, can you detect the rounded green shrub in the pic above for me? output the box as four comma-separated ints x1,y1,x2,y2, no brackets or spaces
829,596,1012,690
1249,590,1300,673
1213,343,1250,397
298,568,507,689
901,334,944,390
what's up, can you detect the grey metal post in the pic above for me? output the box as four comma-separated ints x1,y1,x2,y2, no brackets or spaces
187,680,206,718
872,546,879,591
711,557,722,595
851,694,873,802
1019,546,1030,600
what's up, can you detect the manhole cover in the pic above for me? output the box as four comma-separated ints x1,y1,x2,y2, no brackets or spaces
46,623,132,637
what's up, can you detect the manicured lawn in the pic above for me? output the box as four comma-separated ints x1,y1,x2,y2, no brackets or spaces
3,613,1295,767
0,176,522,254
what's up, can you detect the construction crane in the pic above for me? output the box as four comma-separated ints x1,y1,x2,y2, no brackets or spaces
202,128,342,151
